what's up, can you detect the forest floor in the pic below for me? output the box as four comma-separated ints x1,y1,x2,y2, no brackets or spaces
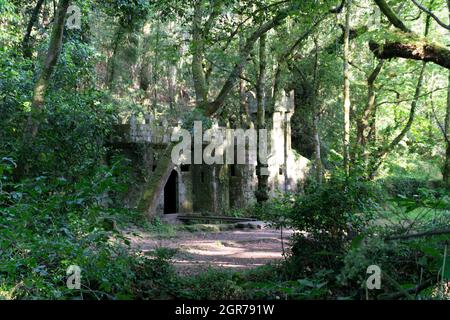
126,227,293,276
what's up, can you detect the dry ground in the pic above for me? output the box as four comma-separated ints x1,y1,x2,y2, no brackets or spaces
126,227,293,275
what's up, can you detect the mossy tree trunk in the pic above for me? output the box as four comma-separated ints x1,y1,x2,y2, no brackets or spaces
22,0,45,59
342,0,351,177
444,71,450,188
15,0,71,180
255,34,269,203
371,0,450,70
311,37,322,184
137,143,175,217
443,2,450,188
355,59,384,171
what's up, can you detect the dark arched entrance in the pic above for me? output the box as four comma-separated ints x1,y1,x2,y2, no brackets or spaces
164,170,178,214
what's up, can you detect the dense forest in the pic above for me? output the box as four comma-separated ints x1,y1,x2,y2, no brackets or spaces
0,0,449,301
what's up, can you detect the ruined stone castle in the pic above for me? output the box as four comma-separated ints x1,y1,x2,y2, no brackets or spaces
110,90,310,217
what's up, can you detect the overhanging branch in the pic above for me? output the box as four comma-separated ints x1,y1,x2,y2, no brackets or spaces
410,0,450,31
369,35,450,69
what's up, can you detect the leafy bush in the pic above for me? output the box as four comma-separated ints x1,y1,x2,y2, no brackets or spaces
339,234,449,300
0,158,172,300
165,264,333,300
290,178,378,240
338,186,449,299
380,177,445,198
256,178,381,274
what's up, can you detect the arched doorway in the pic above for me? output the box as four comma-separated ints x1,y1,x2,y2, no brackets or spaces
164,170,178,214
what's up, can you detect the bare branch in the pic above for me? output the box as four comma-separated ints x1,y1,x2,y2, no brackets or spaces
410,0,450,31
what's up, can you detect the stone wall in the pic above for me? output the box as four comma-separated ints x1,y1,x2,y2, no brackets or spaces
110,90,310,218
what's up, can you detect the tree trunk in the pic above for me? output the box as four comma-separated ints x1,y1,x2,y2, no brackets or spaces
255,34,269,203
22,0,45,59
191,0,209,107
239,26,251,127
342,0,352,177
368,62,427,178
443,75,450,187
373,0,411,32
152,20,161,110
312,115,322,183
356,60,384,171
15,0,70,180
444,75,450,187
369,38,450,70
137,144,175,217
312,37,322,183
107,25,124,89
443,2,450,188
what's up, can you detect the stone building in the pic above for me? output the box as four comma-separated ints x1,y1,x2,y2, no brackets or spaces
110,90,310,217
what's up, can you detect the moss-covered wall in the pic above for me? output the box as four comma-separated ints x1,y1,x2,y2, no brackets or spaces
192,164,214,213
180,169,193,213
110,97,311,219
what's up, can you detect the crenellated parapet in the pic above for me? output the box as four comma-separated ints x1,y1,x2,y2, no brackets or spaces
110,114,176,146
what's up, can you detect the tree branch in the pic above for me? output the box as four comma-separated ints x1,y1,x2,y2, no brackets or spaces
369,36,450,69
379,279,435,299
369,62,427,176
205,5,293,115
385,228,450,241
410,0,450,31
373,0,411,32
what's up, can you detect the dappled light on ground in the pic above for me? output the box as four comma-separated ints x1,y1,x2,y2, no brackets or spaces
127,228,293,275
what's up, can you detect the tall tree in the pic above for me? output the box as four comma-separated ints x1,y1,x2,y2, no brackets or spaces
355,59,384,171
444,71,450,187
312,37,323,183
137,1,300,215
443,0,450,188
22,0,45,59
342,0,352,177
255,33,269,202
15,0,71,179
367,1,435,178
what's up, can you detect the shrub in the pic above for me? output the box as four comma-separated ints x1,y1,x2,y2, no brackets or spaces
0,158,173,300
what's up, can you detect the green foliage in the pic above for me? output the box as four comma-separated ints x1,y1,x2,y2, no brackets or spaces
257,177,381,241
339,232,449,299
291,178,378,239
0,158,157,300
1,0,449,301
381,177,441,198
338,185,449,299
151,263,334,300
101,0,151,29
253,176,449,299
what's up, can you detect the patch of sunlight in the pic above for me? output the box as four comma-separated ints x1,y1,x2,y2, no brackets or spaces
186,247,245,256
234,251,283,259
0,285,15,300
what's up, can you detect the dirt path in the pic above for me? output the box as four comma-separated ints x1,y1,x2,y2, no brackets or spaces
126,227,293,275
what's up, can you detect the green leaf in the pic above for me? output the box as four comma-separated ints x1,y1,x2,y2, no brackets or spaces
350,234,365,249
